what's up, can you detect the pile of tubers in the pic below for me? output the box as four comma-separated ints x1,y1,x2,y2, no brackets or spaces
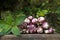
19,16,55,34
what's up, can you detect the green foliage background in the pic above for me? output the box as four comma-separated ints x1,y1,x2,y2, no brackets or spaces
0,0,60,35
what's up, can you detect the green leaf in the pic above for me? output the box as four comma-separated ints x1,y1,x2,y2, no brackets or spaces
1,24,11,35
43,10,48,14
36,10,49,17
0,20,11,35
37,10,45,17
15,16,26,26
1,11,13,25
0,28,3,32
0,22,11,35
11,26,20,35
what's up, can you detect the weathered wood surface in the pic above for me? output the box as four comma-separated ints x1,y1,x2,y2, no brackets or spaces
0,34,60,40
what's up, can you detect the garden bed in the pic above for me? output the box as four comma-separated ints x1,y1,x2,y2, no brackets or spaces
0,34,60,40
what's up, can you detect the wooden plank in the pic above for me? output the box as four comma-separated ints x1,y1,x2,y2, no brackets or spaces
0,34,60,40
